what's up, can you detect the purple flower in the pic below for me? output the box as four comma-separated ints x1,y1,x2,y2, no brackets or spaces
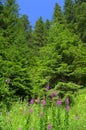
30,108,33,114
66,106,70,111
51,91,57,97
56,100,62,106
40,112,43,118
46,84,50,91
42,99,46,106
48,124,52,130
66,98,69,104
30,98,34,104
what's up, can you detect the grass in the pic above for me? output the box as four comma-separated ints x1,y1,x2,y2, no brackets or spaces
0,93,86,130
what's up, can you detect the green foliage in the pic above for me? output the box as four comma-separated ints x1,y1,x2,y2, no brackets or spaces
32,17,45,48
64,0,75,23
0,0,86,105
44,19,51,44
0,94,86,130
0,77,13,109
53,3,65,24
39,23,81,83
75,1,86,42
55,82,81,101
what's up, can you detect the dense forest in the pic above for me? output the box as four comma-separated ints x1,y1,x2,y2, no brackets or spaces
0,0,86,107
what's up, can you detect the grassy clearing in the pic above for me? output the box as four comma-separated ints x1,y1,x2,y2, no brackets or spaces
0,93,86,130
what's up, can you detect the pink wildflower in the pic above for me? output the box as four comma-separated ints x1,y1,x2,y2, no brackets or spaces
46,84,50,91
48,124,52,130
51,91,57,97
56,100,62,106
30,98,34,104
66,98,69,104
66,106,70,111
40,112,43,118
30,108,33,114
42,99,46,106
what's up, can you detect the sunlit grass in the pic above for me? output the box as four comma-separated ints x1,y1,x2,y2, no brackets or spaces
0,93,86,130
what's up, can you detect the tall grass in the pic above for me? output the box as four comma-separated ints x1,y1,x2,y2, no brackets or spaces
0,93,86,130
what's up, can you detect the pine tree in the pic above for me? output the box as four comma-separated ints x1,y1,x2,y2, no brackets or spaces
16,15,32,43
44,19,51,44
53,3,64,24
0,0,3,12
45,19,51,30
0,0,32,102
38,22,82,98
32,17,45,48
0,1,3,28
75,1,86,42
2,0,19,43
64,0,75,24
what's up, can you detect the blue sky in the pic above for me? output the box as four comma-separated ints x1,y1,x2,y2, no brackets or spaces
17,0,64,27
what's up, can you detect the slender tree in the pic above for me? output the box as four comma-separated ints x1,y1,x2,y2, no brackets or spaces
32,17,45,48
17,15,32,42
1,0,19,43
53,3,64,24
45,19,51,30
64,0,75,24
44,19,51,44
75,1,86,42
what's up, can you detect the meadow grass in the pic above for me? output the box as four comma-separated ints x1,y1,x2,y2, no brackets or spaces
0,93,86,130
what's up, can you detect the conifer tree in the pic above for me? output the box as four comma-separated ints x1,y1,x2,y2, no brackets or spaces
53,3,64,24
32,17,45,48
75,1,86,42
44,19,51,44
0,0,3,12
2,0,19,43
0,1,3,28
64,0,75,24
16,15,32,43
45,19,51,30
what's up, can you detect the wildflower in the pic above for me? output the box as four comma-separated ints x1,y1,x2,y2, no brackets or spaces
75,115,79,120
35,97,40,104
48,124,52,130
18,128,22,130
5,79,10,84
66,106,70,111
30,98,34,104
51,91,57,97
42,99,46,106
40,112,43,118
46,84,50,91
30,128,34,130
8,118,12,123
66,98,69,104
56,100,62,106
30,108,33,114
